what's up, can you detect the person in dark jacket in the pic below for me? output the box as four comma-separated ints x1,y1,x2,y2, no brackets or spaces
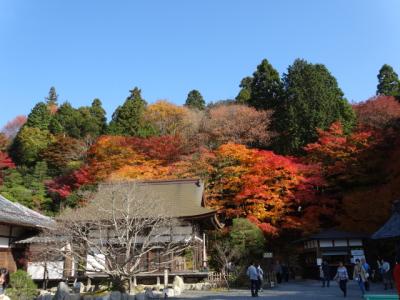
321,260,331,287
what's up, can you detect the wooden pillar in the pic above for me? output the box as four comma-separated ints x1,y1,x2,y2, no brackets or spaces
203,233,207,269
164,268,169,288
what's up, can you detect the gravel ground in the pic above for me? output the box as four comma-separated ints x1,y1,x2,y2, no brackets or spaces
176,280,398,300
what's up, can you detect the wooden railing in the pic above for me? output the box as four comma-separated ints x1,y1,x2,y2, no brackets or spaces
207,271,229,288
207,271,278,289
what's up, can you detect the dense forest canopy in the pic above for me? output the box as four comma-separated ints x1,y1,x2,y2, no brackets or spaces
1,60,400,238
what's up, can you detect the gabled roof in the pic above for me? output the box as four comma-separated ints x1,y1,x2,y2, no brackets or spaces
61,179,216,221
0,194,54,228
132,179,214,218
372,201,400,239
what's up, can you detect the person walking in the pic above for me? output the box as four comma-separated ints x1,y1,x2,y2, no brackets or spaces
393,256,400,297
321,260,331,287
274,261,283,284
353,259,367,296
257,264,264,292
379,258,394,290
361,258,371,291
247,262,259,297
334,262,349,297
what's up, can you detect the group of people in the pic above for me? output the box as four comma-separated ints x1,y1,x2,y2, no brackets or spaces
320,257,400,297
246,262,264,297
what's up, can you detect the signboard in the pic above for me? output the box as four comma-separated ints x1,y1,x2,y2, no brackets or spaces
351,249,365,263
316,258,322,266
351,249,364,256
263,252,273,258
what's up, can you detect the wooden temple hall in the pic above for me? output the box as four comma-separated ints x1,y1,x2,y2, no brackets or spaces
0,194,54,272
10,179,222,283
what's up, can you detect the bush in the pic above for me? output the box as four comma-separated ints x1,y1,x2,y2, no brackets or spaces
6,270,37,300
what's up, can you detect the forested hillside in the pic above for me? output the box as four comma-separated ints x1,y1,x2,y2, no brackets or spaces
1,59,400,237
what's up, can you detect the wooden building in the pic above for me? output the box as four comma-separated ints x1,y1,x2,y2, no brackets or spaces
297,229,367,279
0,194,54,272
18,179,222,283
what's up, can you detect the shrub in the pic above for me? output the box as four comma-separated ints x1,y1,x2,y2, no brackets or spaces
6,270,37,300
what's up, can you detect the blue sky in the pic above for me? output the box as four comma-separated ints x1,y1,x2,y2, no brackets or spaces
1,0,400,126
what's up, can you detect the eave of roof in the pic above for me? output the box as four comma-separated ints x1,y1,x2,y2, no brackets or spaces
372,212,400,239
0,194,55,229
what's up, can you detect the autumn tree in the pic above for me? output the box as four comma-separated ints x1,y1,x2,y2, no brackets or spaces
1,115,27,139
85,135,187,182
144,100,191,136
200,104,274,149
108,87,148,136
274,59,356,154
377,64,400,98
353,96,400,129
41,135,87,175
0,151,15,185
185,89,205,110
187,143,328,236
304,122,381,190
0,134,8,152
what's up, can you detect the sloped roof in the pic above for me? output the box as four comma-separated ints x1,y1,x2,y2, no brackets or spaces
372,201,400,239
133,179,214,218
0,194,55,228
60,179,216,221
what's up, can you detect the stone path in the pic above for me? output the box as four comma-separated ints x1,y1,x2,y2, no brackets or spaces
177,280,398,299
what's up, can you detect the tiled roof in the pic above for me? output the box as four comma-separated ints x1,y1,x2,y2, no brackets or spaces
0,194,55,228
60,179,216,221
372,201,400,239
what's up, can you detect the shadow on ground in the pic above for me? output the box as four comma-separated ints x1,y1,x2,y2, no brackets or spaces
176,280,398,300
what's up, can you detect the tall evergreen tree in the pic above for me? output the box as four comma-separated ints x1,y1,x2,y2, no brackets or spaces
235,77,253,104
26,102,52,131
185,90,205,110
89,98,107,134
108,87,147,136
377,64,400,97
45,86,58,106
54,102,82,138
247,59,283,110
274,59,355,154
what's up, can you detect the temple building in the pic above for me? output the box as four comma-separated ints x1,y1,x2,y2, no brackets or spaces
297,229,367,278
17,179,222,284
0,194,54,272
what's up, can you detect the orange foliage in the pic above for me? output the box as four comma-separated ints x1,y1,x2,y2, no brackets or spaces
304,122,379,187
195,143,329,236
87,135,189,181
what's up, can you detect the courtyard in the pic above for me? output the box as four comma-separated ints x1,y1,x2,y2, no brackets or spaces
177,280,398,299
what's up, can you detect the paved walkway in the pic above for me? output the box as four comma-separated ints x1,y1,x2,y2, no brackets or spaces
178,280,398,299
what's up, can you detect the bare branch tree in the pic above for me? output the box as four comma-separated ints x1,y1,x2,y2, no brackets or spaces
43,182,193,292
212,239,241,289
